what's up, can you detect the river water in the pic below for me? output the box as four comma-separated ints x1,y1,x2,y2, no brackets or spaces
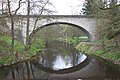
0,41,120,80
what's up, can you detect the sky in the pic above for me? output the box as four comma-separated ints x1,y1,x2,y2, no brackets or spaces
49,0,85,15
1,0,120,15
0,0,85,15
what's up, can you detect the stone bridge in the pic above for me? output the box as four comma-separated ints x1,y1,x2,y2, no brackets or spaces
5,15,98,42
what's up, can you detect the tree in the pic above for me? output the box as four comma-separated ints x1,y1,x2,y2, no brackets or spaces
93,0,120,48
81,0,99,15
99,0,120,10
26,0,30,46
31,0,54,31
7,0,22,59
81,0,112,17
28,0,55,47
81,0,120,50
105,0,120,46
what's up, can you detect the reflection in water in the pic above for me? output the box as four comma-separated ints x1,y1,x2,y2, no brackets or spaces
0,41,120,80
50,54,85,70
53,54,86,70
53,55,73,70
36,41,87,70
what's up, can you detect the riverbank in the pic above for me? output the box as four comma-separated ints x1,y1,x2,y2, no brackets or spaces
54,36,120,67
0,33,45,67
75,42,120,68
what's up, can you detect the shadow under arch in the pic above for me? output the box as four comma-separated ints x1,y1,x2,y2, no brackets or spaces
30,22,93,42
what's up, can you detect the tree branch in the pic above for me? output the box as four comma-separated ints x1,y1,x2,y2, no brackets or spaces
32,0,49,31
14,0,22,15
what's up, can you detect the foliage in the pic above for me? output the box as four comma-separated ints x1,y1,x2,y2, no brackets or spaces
0,34,23,64
0,34,25,53
0,34,45,65
0,0,53,66
75,42,92,53
0,56,14,65
103,52,120,60
57,36,88,46
93,50,105,55
83,0,120,64
82,0,100,16
27,36,45,57
92,49,120,63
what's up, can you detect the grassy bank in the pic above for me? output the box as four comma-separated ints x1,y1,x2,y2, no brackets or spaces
92,49,120,64
75,42,120,66
0,33,45,66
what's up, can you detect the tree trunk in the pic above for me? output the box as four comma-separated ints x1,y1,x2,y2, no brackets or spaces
7,0,14,55
26,0,30,46
2,2,4,15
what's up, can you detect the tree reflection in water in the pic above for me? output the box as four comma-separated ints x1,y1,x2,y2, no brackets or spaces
0,41,120,80
37,41,87,70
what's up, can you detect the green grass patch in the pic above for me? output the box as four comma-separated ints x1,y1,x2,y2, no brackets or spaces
28,37,45,56
57,36,88,46
92,49,120,64
102,52,120,61
0,55,14,65
0,35,25,54
0,34,45,65
93,50,105,55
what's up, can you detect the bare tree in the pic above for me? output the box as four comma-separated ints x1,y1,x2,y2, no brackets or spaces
26,0,30,46
32,0,54,31
7,0,22,59
25,0,55,47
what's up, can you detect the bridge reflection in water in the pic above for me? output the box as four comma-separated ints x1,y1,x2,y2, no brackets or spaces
0,41,120,80
32,41,90,74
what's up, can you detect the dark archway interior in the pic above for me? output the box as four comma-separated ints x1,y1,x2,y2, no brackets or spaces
30,22,92,41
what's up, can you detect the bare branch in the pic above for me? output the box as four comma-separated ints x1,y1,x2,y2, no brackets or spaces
39,0,49,15
14,0,22,15
7,0,12,16
32,0,50,32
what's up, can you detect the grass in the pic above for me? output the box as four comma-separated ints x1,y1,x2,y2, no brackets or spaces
0,33,45,66
75,41,120,65
27,37,45,57
0,56,14,65
92,49,120,62
0,34,24,65
102,52,120,61
0,34,25,53
93,50,105,55
57,36,88,46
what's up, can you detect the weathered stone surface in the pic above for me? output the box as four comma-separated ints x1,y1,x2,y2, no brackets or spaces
5,15,98,43
0,18,9,33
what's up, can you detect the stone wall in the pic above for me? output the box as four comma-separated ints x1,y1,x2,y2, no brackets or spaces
0,17,9,33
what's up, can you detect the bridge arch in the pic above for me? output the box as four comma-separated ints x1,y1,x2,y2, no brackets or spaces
30,22,92,41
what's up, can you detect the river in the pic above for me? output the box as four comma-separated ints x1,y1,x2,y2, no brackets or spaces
0,41,120,80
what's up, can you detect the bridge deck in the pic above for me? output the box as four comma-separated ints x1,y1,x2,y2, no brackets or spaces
1,15,95,18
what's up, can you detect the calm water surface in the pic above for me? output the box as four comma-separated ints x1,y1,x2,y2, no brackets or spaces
0,41,120,80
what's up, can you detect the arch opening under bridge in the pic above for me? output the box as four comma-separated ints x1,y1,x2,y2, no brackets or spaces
30,22,92,42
